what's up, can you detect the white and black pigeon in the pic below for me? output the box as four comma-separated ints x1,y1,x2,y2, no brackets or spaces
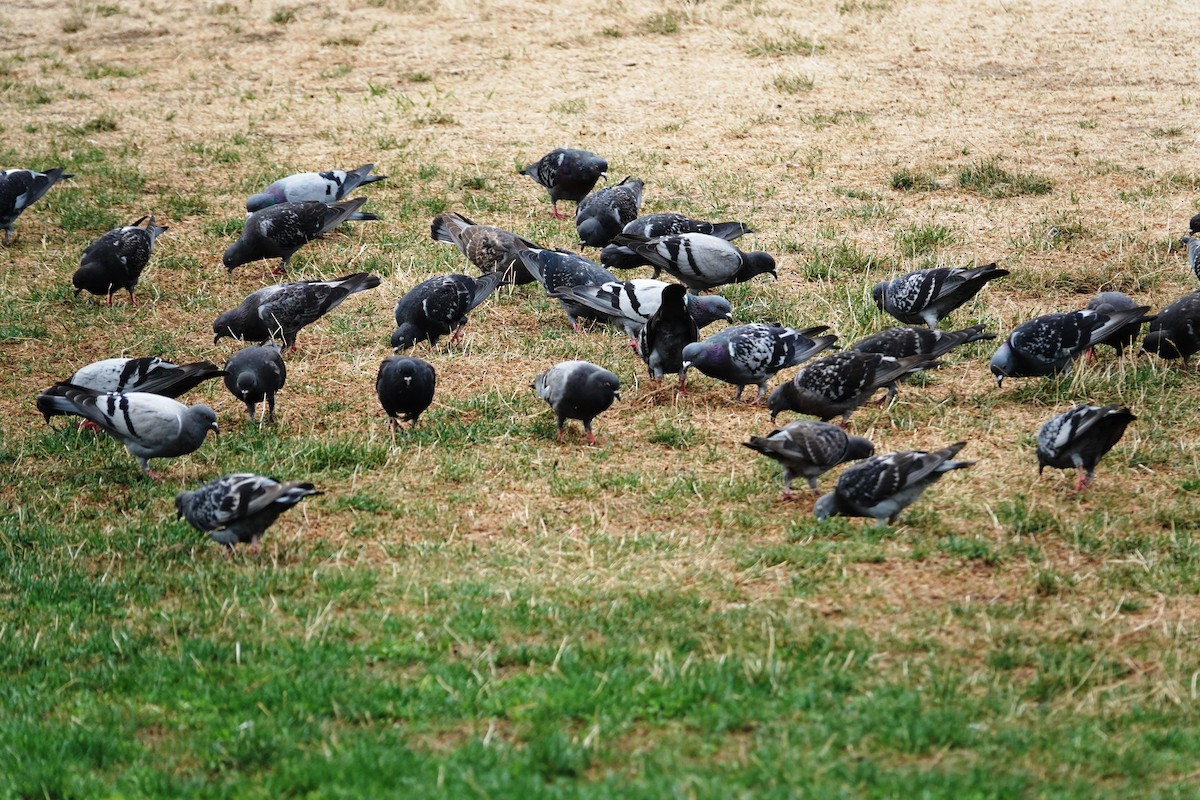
814,441,975,526
612,232,777,292
1036,404,1136,492
516,248,617,331
601,213,753,269
533,360,620,445
1180,236,1200,284
742,420,875,500
376,355,436,426
872,264,1009,328
767,352,939,424
575,177,644,247
637,283,699,389
851,324,994,403
223,344,286,423
989,306,1153,385
390,272,505,351
247,164,385,212
1083,291,1148,356
213,272,382,349
72,215,168,306
222,197,377,274
551,278,733,340
49,357,225,400
520,148,608,219
176,473,322,550
0,167,73,244
681,323,838,402
1141,291,1200,362
35,385,218,480
430,211,540,284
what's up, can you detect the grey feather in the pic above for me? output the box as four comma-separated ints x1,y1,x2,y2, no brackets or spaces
601,213,753,269
213,272,382,349
768,351,939,424
743,420,875,498
533,360,620,445
520,148,608,218
223,344,286,423
430,211,540,284
72,216,168,305
612,232,776,292
390,272,504,350
989,306,1153,385
1142,291,1200,361
872,264,1008,328
0,167,73,244
176,473,322,548
682,323,838,402
575,177,644,247
247,164,385,212
1036,404,1135,491
223,198,376,273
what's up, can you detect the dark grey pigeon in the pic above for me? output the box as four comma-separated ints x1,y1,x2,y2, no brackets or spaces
637,283,699,388
613,232,777,292
176,473,322,550
520,148,608,219
390,272,504,351
767,352,939,424
1181,236,1200,284
989,306,1153,385
681,323,838,402
743,420,875,500
851,324,994,402
72,215,168,305
872,264,1008,328
376,355,436,426
1037,404,1135,492
430,211,540,284
814,441,975,526
600,213,753,269
247,164,385,212
533,360,620,445
517,248,617,331
1084,291,1147,355
213,272,382,349
1190,212,1200,235
1141,291,1200,362
223,197,377,274
551,277,732,340
575,177,644,247
35,385,218,480
223,344,286,423
0,167,73,244
54,357,224,399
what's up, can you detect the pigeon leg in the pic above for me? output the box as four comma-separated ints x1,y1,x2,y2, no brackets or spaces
76,419,103,433
2,229,9,246
1075,466,1093,492
450,324,466,344
128,289,137,307
106,292,114,306
143,467,164,483
266,393,276,424
551,203,565,220
585,431,598,446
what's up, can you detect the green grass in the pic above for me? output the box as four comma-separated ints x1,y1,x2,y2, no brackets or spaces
958,156,1053,198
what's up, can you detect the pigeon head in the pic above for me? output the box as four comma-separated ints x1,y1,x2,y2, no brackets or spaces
743,251,777,281
71,262,116,297
680,340,721,371
870,282,888,311
766,385,791,422
845,435,876,462
988,341,1014,386
813,492,841,521
390,323,422,352
174,491,189,520
213,310,241,344
246,186,286,213
1141,330,1181,359
222,239,251,272
689,295,734,327
194,404,220,437
236,372,259,398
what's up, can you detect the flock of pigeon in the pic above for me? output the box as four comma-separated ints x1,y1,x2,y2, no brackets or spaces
6,147,1200,547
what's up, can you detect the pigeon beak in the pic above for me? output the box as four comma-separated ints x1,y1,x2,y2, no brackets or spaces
213,334,221,344
994,374,1004,388
613,390,621,400
723,313,733,323
599,171,609,183
210,422,221,436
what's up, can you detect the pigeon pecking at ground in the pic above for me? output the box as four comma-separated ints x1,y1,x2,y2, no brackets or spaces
1083,291,1149,356
600,213,753,269
376,355,436,426
1036,404,1136,492
213,272,382,349
851,324,994,402
223,344,286,423
517,248,617,331
989,306,1153,385
223,197,377,274
246,164,385,212
533,360,621,445
814,441,975,526
637,283,699,389
1141,291,1200,362
72,215,168,305
1181,236,1200,284
176,473,322,551
768,351,939,424
390,271,505,351
520,148,608,219
0,167,73,245
575,177,644,247
612,232,777,292
430,211,540,284
550,278,732,341
681,323,838,402
872,263,1009,329
743,420,875,500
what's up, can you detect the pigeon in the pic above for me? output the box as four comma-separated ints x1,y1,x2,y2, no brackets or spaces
176,473,322,550
742,420,875,499
35,385,218,479
247,164,385,212
213,272,382,349
1181,236,1200,284
51,357,224,399
1037,404,1136,491
767,352,939,424
390,272,504,351
520,148,608,219
681,323,838,402
1083,291,1147,355
575,177,644,247
551,278,733,340
1141,291,1200,362
989,306,1153,385
430,211,540,284
222,197,377,274
601,213,753,269
516,248,617,330
1190,212,1200,235
612,232,777,292
0,167,73,244
814,441,975,526
223,344,286,423
376,355,436,426
533,360,620,445
872,263,1009,328
851,324,994,402
71,215,168,305
637,283,699,388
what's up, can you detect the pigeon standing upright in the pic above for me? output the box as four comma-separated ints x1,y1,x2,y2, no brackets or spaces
520,148,608,219
681,323,838,401
223,197,377,274
872,264,1008,328
516,248,617,330
72,216,169,305
247,164,385,212
390,272,505,350
1084,291,1148,355
0,167,73,244
376,355,436,426
601,214,753,269
612,232,777,292
742,420,875,499
550,278,733,340
767,352,939,424
213,272,382,348
575,177,644,247
533,360,621,445
637,283,699,388
430,211,540,284
1141,291,1200,362
1181,236,1200,284
176,473,322,550
989,306,1154,385
223,344,286,423
1036,404,1136,491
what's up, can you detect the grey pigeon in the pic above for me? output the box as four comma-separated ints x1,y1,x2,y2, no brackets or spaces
612,232,777,292
989,306,1153,385
376,355,436,426
1141,291,1200,362
533,360,621,445
637,283,699,388
247,164,385,212
601,213,753,269
575,177,644,247
742,420,875,500
222,197,377,274
872,263,1008,328
1181,236,1200,284
551,278,732,340
851,324,994,402
0,167,73,244
1037,404,1136,491
35,385,218,479
223,344,286,423
390,272,504,351
1084,291,1147,355
814,441,975,526
176,473,322,550
430,211,540,284
520,148,608,218
213,272,382,349
72,215,168,305
1190,212,1200,235
681,323,838,402
53,357,224,399
516,248,617,330
768,352,939,424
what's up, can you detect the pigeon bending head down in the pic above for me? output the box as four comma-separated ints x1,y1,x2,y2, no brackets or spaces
520,148,608,218
247,164,385,212
743,420,875,499
213,272,381,349
430,211,540,284
223,198,376,274
0,167,73,244
872,263,1008,329
990,305,1153,385
1036,404,1135,492
575,177,644,247
533,360,620,445
390,271,504,351
223,344,286,423
176,473,322,550
681,323,837,402
613,232,776,292
72,215,168,306
1141,291,1200,361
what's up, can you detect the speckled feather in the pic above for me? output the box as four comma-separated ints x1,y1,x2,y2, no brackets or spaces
176,473,322,548
743,420,875,496
390,272,504,350
872,264,1008,328
1142,291,1200,361
575,177,644,247
0,167,73,242
1036,404,1135,489
990,306,1153,383
681,323,837,400
223,197,374,272
518,248,617,329
430,211,540,284
72,216,168,303
768,352,938,423
213,272,382,348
